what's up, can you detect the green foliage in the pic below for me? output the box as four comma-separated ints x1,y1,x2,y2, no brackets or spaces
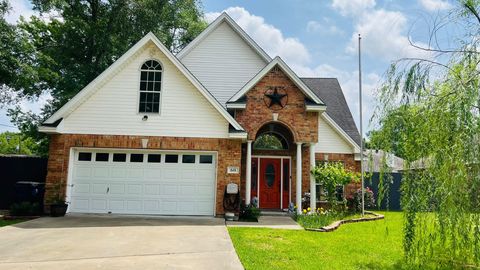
351,187,375,211
311,162,360,205
294,208,349,229
9,201,41,216
373,2,480,267
0,131,41,155
239,203,261,222
253,134,284,150
1,0,207,152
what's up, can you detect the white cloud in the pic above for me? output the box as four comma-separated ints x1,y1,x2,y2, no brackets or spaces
331,0,376,16
206,7,311,67
419,0,452,11
347,9,431,60
4,0,36,24
332,1,431,61
306,18,344,36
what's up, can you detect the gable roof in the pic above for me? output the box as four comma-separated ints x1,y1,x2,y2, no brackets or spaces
41,32,245,132
177,12,271,63
301,78,361,146
228,57,325,105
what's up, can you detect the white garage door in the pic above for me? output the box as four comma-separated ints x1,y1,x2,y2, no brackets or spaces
68,149,216,216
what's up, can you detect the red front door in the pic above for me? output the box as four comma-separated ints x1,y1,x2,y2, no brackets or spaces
259,158,281,209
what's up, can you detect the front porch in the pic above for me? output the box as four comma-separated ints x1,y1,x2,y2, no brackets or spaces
240,122,317,213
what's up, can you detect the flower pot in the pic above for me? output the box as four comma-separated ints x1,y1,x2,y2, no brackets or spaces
50,203,68,217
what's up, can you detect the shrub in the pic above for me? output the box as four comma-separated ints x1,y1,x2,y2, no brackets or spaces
239,203,261,221
9,201,41,216
349,187,375,212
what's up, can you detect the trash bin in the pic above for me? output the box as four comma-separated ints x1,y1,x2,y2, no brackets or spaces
14,181,45,209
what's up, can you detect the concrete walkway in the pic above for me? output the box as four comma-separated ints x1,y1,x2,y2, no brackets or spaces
226,215,302,230
0,214,243,270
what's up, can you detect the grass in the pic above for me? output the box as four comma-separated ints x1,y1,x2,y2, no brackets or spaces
228,211,404,270
0,219,27,227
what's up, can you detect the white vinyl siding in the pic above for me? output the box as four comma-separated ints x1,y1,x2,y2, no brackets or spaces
315,115,354,154
181,22,267,106
61,42,229,138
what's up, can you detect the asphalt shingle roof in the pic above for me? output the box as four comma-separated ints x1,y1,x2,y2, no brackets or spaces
301,78,361,146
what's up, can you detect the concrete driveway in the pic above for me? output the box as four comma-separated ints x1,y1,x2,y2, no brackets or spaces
0,214,243,270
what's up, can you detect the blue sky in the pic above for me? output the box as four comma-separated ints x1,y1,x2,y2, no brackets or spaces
1,0,456,134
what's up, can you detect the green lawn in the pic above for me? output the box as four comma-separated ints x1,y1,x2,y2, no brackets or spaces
0,219,26,227
228,212,405,270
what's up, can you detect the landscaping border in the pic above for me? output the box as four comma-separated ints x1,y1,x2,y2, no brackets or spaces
305,211,385,232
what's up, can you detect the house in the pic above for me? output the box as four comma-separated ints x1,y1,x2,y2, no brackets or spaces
38,13,361,216
364,150,404,173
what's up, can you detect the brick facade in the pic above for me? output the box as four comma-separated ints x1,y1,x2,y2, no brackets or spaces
44,134,242,215
232,64,360,208
235,66,318,142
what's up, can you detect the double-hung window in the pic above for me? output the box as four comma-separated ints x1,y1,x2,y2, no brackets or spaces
139,60,162,113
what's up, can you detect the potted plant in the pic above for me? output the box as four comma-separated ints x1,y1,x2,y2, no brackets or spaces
49,182,68,217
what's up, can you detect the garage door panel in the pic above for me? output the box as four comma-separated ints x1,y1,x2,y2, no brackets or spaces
144,168,160,179
127,200,142,211
70,150,216,216
92,184,108,194
109,184,125,195
127,184,142,194
110,168,128,178
74,167,92,178
144,200,160,212
93,167,110,178
71,198,89,210
109,200,125,210
74,183,90,193
91,199,107,210
179,185,195,196
128,168,144,178
162,184,178,195
144,184,160,195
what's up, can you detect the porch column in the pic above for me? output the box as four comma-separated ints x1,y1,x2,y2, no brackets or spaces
310,143,316,211
296,142,303,214
245,140,253,205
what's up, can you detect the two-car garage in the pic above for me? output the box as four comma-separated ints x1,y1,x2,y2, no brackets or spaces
68,149,217,216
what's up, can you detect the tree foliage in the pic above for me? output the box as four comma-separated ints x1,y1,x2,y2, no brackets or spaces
0,131,40,155
311,162,360,205
374,1,480,267
0,0,206,155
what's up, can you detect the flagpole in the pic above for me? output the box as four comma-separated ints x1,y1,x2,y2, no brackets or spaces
358,34,365,217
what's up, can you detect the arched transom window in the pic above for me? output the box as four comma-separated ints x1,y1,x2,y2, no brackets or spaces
139,60,162,113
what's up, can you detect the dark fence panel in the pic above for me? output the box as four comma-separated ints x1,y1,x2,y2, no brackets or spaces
364,172,402,211
0,156,48,209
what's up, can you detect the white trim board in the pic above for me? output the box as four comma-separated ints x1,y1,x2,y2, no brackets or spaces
228,57,325,105
177,12,271,63
321,113,361,153
41,32,245,132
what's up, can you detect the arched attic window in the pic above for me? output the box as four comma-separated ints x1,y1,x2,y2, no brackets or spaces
139,60,162,113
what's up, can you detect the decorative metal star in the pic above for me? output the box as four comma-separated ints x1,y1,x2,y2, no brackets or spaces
265,87,287,108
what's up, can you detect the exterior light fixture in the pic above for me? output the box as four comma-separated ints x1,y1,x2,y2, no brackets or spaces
141,138,149,149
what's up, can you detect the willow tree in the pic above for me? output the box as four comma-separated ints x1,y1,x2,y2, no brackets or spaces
373,1,480,267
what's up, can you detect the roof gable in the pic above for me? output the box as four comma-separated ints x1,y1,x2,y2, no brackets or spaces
302,78,361,147
42,32,244,132
228,57,325,105
177,12,271,63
